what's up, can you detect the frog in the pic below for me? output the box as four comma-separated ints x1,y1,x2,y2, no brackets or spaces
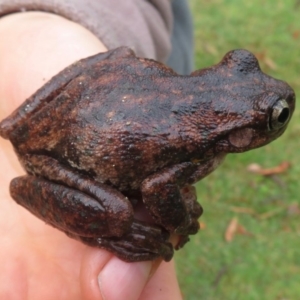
0,47,295,262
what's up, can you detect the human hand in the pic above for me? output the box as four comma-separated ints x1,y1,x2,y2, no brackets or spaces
0,12,182,300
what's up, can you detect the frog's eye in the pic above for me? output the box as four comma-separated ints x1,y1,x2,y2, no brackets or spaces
269,99,290,130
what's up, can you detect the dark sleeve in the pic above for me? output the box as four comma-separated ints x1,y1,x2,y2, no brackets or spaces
167,0,194,74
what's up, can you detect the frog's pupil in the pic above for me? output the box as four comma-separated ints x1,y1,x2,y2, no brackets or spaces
278,107,290,124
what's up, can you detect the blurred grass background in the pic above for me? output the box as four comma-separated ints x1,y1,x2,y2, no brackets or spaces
175,0,300,299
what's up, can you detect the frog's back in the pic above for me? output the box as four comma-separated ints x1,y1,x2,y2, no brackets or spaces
0,47,176,139
11,52,191,141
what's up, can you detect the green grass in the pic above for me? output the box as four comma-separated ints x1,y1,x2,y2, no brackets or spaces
175,1,300,299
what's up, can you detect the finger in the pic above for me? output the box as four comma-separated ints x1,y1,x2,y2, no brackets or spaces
139,259,182,300
80,247,153,300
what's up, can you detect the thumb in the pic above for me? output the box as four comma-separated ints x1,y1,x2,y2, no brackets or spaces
80,248,182,300
80,248,155,300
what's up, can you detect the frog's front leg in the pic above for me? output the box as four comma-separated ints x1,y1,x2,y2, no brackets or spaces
141,163,203,241
11,154,173,262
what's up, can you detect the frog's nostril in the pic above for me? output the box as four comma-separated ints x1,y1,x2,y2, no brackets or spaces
270,99,290,130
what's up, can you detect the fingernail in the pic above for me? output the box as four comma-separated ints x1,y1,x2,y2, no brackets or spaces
98,257,152,300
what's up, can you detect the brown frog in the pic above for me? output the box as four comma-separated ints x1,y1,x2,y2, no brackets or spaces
0,47,295,262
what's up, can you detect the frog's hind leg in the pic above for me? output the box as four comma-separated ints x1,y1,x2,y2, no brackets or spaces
11,174,133,236
11,154,173,261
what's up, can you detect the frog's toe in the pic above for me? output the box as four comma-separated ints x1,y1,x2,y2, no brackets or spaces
68,220,174,262
175,217,200,236
175,186,203,235
94,235,174,262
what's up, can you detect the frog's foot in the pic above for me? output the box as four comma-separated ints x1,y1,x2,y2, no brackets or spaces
173,185,206,251
142,163,203,238
175,185,203,236
68,221,174,262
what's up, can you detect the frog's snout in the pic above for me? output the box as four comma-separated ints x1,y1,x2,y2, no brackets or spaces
269,99,291,130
